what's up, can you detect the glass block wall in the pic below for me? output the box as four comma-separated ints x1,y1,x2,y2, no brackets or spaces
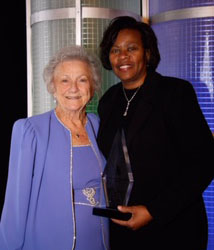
31,0,75,12
31,19,76,114
150,0,214,16
81,18,119,113
81,0,140,12
150,1,214,249
31,0,76,115
30,0,141,115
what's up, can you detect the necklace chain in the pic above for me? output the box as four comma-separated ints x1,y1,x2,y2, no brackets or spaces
122,85,141,116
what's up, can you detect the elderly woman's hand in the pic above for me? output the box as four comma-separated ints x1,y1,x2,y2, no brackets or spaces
111,205,153,231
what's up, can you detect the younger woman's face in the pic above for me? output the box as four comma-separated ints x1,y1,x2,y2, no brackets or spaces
109,29,147,89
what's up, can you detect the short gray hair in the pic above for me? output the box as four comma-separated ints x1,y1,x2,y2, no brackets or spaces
43,45,102,95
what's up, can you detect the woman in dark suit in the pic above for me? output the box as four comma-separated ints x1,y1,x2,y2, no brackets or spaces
97,16,214,250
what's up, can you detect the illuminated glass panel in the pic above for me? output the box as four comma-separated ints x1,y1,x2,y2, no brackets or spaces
32,19,76,115
31,0,75,12
82,0,140,13
150,0,214,16
82,18,119,114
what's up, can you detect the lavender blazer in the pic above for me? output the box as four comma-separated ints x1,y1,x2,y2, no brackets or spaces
0,110,109,250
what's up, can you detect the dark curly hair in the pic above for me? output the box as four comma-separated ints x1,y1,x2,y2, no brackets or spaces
99,16,160,71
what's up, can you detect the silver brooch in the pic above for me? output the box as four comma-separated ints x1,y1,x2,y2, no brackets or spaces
82,187,98,206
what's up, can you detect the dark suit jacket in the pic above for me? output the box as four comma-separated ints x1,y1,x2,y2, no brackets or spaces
97,71,214,250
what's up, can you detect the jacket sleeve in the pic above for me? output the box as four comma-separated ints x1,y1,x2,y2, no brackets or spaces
147,80,214,225
0,119,36,250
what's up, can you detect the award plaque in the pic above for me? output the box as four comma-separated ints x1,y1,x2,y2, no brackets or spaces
93,128,134,220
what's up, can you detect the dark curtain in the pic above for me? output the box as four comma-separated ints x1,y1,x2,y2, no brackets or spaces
0,1,27,215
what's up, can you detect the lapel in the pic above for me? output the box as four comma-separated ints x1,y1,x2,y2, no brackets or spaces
86,114,99,155
126,72,160,146
86,114,106,167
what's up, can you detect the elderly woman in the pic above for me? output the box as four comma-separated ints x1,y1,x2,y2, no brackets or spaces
0,46,109,250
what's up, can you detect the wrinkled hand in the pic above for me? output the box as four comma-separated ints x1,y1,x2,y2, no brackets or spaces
111,205,153,231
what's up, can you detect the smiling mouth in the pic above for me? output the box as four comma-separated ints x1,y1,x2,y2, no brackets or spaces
118,64,132,70
66,96,81,100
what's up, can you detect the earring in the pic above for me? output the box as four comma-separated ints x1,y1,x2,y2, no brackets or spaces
53,96,57,104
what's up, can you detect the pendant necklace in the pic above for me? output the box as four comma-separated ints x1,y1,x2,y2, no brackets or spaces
75,133,80,138
73,117,87,139
122,85,141,116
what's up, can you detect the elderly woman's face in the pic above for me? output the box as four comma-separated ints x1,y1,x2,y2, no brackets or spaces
53,60,93,112
109,29,147,89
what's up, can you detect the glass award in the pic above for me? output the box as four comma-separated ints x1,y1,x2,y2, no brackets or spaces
93,128,134,220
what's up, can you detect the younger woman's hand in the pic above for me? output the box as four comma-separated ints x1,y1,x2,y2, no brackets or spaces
111,205,153,231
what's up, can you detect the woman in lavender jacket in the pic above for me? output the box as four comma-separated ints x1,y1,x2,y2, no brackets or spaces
0,46,109,250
